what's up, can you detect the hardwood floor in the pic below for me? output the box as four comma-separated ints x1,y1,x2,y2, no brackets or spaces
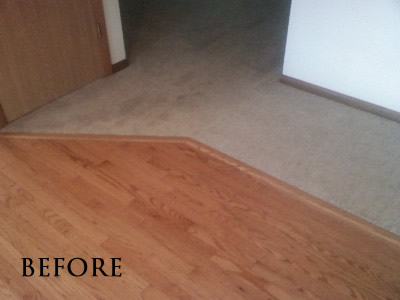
0,133,399,299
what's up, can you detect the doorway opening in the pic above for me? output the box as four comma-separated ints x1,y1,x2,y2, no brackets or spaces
118,0,291,78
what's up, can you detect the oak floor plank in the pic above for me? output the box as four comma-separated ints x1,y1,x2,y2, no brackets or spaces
98,145,270,268
0,169,149,299
141,285,171,300
0,254,46,300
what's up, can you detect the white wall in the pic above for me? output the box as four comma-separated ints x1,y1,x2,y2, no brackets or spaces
102,0,126,64
283,0,400,113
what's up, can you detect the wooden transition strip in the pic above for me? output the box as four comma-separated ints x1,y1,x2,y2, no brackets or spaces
112,59,129,74
1,131,400,248
281,75,400,124
0,132,186,143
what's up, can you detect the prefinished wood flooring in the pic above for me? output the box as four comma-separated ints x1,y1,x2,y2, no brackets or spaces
0,133,399,299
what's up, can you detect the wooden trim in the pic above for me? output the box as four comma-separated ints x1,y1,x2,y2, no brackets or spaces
91,0,113,76
1,132,400,246
280,75,400,123
0,132,188,144
112,59,129,73
0,104,7,129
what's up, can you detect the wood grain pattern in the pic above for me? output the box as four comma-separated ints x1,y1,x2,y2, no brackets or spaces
0,133,399,299
0,0,111,122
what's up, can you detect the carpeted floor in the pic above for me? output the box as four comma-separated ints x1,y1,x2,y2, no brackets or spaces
3,0,400,234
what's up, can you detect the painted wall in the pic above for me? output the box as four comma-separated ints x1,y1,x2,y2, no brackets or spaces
283,0,400,113
102,0,126,64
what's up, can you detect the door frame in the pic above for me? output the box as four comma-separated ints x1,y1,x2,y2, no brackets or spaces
92,0,113,76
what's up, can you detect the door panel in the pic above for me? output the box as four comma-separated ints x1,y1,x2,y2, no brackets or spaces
0,0,111,122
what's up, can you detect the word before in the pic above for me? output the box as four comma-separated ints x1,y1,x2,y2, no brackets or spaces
22,257,122,277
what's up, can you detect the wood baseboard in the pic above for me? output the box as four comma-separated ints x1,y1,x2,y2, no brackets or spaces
0,105,7,129
280,75,400,123
112,59,129,74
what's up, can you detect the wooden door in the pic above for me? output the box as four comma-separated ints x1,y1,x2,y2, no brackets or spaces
0,0,112,124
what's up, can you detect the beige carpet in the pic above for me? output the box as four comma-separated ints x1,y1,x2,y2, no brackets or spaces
3,0,400,235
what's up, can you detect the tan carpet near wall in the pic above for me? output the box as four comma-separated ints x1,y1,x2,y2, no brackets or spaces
3,0,400,234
